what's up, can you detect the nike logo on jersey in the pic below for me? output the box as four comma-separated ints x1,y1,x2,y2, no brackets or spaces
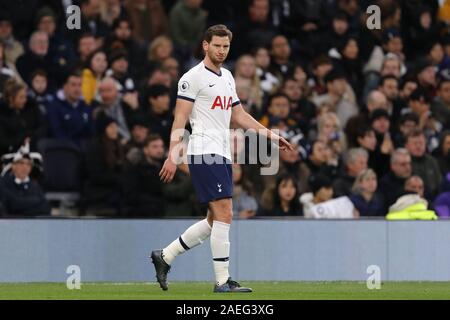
209,84,215,87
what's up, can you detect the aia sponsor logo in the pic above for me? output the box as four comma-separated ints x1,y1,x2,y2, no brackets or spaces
211,96,232,110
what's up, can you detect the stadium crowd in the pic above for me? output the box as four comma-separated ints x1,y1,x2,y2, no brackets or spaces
0,0,450,218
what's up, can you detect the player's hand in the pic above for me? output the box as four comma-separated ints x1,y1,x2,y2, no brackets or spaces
159,157,177,183
274,134,294,152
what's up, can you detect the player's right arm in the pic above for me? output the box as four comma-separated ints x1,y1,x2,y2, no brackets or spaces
159,99,193,183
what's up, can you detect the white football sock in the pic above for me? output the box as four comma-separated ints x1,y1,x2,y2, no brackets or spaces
210,220,231,286
162,219,212,265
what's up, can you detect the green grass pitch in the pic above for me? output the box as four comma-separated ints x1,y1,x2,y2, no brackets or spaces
0,282,450,300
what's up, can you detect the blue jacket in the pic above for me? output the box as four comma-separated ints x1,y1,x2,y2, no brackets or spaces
46,92,94,146
349,192,386,217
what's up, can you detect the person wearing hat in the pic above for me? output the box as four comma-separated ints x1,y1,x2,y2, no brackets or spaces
312,68,358,128
0,13,24,65
84,112,125,214
0,149,50,216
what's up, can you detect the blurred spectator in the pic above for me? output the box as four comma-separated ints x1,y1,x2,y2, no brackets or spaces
146,35,174,72
405,129,441,199
349,168,385,216
378,75,402,123
122,134,165,216
393,112,420,148
329,36,364,99
27,69,54,115
103,17,146,78
162,161,199,217
369,108,393,176
169,0,207,58
0,41,22,94
124,0,168,45
35,6,76,81
258,174,302,216
431,76,450,128
234,0,277,57
298,140,338,194
426,41,450,71
314,112,346,167
141,84,173,145
0,14,24,65
0,149,50,216
46,71,94,146
99,0,126,27
234,54,263,115
253,46,280,96
282,77,316,134
333,147,368,197
414,58,437,99
407,87,441,151
259,93,297,128
232,163,258,219
404,175,425,198
312,68,359,128
106,49,136,93
0,79,46,155
308,55,333,97
83,113,125,214
378,148,412,208
16,31,54,88
319,11,351,55
269,35,295,82
432,130,450,175
124,116,149,165
69,0,110,46
75,33,99,69
345,90,388,148
81,49,108,104
399,76,418,101
162,57,180,84
300,174,333,219
433,172,450,218
93,77,139,142
363,54,403,102
407,5,443,60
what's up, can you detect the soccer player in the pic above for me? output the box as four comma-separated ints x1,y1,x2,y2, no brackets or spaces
151,24,293,293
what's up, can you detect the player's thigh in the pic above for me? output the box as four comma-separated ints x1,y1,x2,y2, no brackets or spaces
209,198,233,223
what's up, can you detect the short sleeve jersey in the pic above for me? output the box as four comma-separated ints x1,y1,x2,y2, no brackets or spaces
177,61,240,160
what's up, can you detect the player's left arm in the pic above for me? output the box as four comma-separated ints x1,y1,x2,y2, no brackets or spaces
231,104,294,151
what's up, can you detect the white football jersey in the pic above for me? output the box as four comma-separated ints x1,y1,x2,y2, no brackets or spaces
177,61,240,160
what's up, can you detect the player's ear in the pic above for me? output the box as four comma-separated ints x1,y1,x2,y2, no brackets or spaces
202,40,209,52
